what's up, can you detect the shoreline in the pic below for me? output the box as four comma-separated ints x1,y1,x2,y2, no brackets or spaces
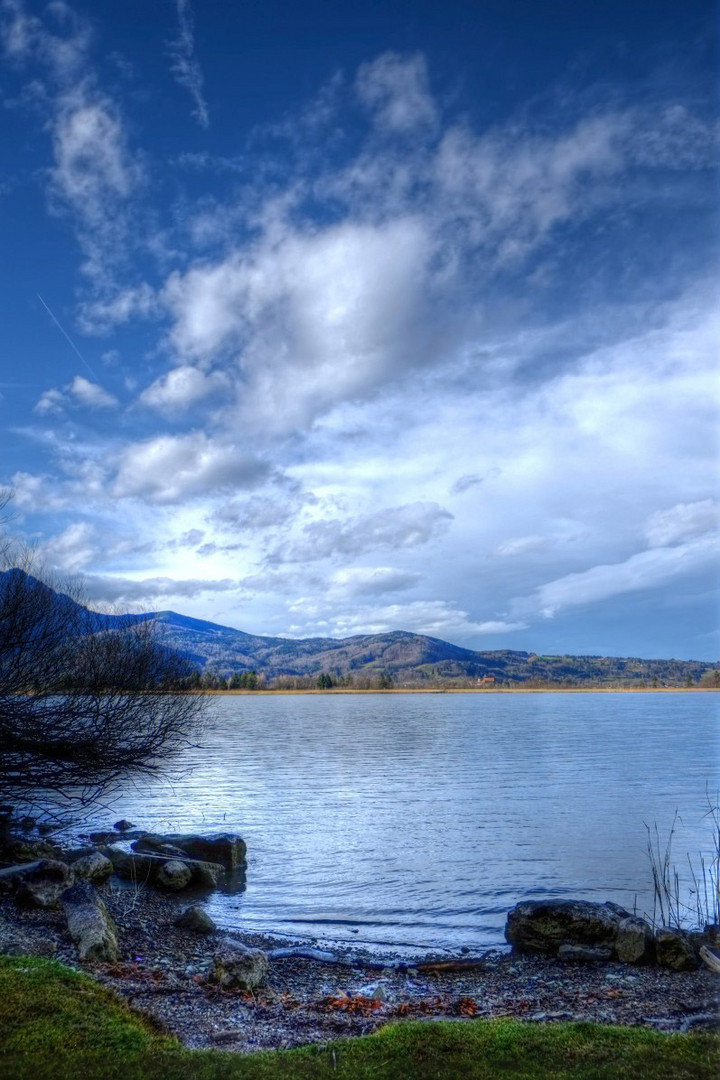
2,883,718,1052
193,686,720,695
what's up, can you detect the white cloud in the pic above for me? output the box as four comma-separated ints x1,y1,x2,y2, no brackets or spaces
33,387,66,415
329,566,422,597
112,431,272,504
68,375,118,408
529,533,718,618
310,599,523,639
356,52,438,135
78,283,156,333
138,365,229,414
279,502,453,563
495,536,547,558
39,520,97,571
167,0,209,129
50,90,142,225
82,574,235,606
162,216,435,433
644,500,719,548
33,375,117,413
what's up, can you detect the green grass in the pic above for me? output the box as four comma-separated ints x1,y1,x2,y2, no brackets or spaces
1,955,718,1080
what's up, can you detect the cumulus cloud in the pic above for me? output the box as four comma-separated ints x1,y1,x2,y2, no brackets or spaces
112,431,272,504
68,375,118,408
279,502,453,563
167,0,209,128
162,215,435,433
33,375,117,413
138,365,229,414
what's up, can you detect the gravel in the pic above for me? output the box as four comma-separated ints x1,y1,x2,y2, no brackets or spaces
1,882,718,1053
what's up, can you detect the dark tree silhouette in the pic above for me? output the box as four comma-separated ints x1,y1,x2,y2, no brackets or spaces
0,537,204,819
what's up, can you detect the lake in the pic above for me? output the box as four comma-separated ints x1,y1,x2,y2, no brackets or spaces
114,692,718,953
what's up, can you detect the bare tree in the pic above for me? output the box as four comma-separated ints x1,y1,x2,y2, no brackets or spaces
0,521,205,821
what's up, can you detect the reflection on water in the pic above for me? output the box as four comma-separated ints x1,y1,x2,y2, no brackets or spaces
114,692,718,951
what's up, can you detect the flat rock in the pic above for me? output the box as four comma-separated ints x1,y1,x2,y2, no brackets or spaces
134,833,246,871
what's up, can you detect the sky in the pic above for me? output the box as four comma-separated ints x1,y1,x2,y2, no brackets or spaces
0,0,718,660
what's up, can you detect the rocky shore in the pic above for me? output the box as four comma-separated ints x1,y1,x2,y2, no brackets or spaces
1,822,718,1053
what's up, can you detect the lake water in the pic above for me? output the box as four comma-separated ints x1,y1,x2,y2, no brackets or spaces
114,692,718,953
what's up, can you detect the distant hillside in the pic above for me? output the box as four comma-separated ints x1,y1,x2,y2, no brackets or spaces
147,609,717,688
1,570,716,688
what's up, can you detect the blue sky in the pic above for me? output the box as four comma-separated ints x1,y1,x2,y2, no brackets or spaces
1,0,718,659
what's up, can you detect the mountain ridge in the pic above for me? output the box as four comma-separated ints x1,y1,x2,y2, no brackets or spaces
1,570,716,687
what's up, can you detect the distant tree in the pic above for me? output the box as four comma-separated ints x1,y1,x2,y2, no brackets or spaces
316,673,333,689
239,670,258,690
228,672,243,690
376,669,394,690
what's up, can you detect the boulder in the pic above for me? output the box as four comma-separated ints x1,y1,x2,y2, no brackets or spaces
113,820,135,833
655,928,698,971
156,860,193,891
15,859,74,908
212,942,268,989
505,899,621,956
615,916,654,964
72,851,114,884
175,905,217,934
558,944,613,962
134,833,246,871
62,881,118,964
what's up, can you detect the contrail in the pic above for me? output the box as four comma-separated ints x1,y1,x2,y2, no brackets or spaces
36,293,99,381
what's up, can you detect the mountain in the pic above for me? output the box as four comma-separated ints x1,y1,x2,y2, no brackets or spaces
1,570,716,687
146,609,717,688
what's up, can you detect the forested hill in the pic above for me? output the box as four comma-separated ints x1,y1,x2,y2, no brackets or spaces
1,571,716,688
147,608,716,688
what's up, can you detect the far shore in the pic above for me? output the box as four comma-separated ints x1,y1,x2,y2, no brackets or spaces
191,686,719,695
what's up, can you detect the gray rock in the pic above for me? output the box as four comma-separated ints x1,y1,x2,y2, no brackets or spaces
156,860,193,891
212,942,268,989
655,928,698,971
113,820,135,832
15,859,74,908
505,899,622,956
106,845,223,890
62,881,118,964
72,851,114,884
558,944,613,962
615,916,654,964
175,905,217,934
134,833,246,871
